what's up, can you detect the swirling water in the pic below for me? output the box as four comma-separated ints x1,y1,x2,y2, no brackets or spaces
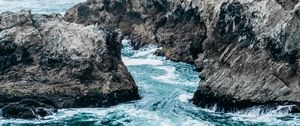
1,1,300,125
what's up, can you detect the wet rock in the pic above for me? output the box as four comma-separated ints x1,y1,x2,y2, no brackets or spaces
192,0,300,112
291,105,300,113
1,99,57,119
0,10,140,119
64,0,207,63
65,0,300,113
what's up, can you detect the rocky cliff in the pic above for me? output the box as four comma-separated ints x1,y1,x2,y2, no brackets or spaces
65,0,300,113
0,10,139,119
191,0,300,112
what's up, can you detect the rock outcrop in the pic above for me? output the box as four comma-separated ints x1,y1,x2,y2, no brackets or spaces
64,0,207,63
65,0,300,113
192,0,300,113
0,10,139,119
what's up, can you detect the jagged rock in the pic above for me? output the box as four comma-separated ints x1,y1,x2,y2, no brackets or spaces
0,10,140,119
64,0,207,63
65,0,300,110
192,0,300,113
65,0,300,113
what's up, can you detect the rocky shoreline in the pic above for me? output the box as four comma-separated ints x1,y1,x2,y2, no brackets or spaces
0,10,139,119
65,0,300,113
64,0,207,63
192,0,300,113
1,0,300,119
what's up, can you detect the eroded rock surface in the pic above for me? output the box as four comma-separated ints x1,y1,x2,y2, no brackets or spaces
192,0,300,113
65,0,300,113
64,0,207,63
0,10,139,119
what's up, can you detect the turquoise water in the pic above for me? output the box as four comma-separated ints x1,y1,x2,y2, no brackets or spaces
1,1,300,125
0,0,86,14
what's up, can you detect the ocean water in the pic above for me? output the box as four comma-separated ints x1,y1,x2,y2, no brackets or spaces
1,1,300,126
0,0,86,14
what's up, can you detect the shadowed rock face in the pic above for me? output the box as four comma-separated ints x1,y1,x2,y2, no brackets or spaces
64,0,207,63
0,10,140,119
1,98,58,119
65,0,300,113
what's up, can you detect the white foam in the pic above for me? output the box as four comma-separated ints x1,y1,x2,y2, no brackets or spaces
181,117,214,126
133,46,160,57
235,105,295,117
228,105,299,125
200,104,219,113
151,66,196,86
124,108,213,126
152,66,177,80
124,108,173,126
178,94,193,103
123,58,163,66
121,39,131,45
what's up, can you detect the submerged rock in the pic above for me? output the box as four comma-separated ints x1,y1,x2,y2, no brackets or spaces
0,10,140,119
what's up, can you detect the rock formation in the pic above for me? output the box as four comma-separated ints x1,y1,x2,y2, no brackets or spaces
65,0,300,113
64,0,207,63
191,0,300,113
0,10,140,119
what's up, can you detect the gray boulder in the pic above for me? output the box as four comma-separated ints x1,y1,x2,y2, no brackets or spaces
0,10,140,119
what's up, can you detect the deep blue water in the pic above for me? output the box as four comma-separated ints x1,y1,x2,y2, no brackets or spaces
1,0,300,125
